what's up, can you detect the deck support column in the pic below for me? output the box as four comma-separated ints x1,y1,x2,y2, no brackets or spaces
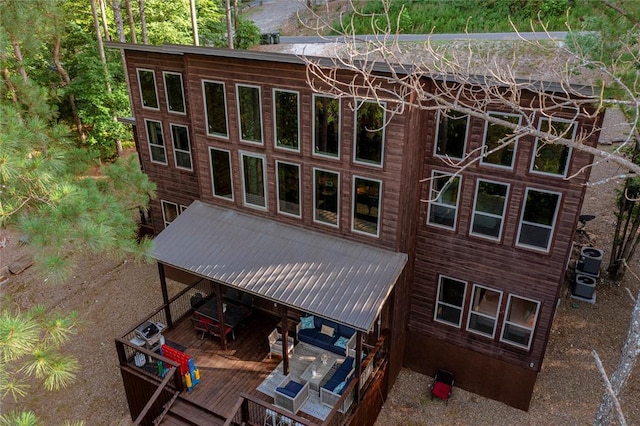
157,263,173,327
214,281,228,350
355,331,363,403
280,306,290,375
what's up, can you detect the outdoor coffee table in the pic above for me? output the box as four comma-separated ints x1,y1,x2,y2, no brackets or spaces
300,353,336,393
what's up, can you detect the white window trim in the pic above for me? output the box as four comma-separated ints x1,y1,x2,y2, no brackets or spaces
275,160,302,218
434,275,467,328
239,151,267,211
236,83,264,145
351,175,382,238
170,123,192,171
137,68,159,111
202,80,229,139
465,284,503,339
426,170,461,231
469,178,510,241
500,294,540,350
516,187,562,253
179,204,188,213
434,109,469,160
312,167,340,228
161,200,178,228
529,116,577,178
162,71,186,115
273,88,300,153
144,119,167,165
312,93,341,160
480,111,521,170
353,99,386,168
208,147,234,201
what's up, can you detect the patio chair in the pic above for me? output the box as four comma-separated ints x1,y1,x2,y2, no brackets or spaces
190,314,209,339
274,374,309,414
268,328,294,359
430,369,454,404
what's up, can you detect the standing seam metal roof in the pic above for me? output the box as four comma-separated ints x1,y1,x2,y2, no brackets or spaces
150,201,407,332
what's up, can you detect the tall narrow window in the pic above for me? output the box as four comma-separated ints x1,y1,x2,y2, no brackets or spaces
274,89,299,151
137,69,158,110
427,171,461,230
161,200,178,228
163,71,185,114
314,168,339,227
435,110,468,159
145,119,166,164
434,276,467,328
531,117,576,177
500,295,539,349
276,161,301,217
517,188,561,252
470,179,509,240
209,148,233,200
313,94,340,158
467,285,502,338
203,80,228,138
237,84,263,144
240,152,266,209
352,176,381,236
170,124,192,170
354,100,385,166
481,112,521,169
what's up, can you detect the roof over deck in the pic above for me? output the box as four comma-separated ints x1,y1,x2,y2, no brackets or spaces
151,201,407,332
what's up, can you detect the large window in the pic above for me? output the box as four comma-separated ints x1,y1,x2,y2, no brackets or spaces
276,161,301,217
470,179,509,240
137,68,158,110
354,100,385,166
314,168,340,227
517,188,561,252
531,117,576,177
240,152,266,209
500,295,539,349
352,176,381,236
435,110,468,159
434,276,467,327
237,84,263,144
274,89,299,151
203,80,228,138
145,119,166,164
161,200,178,228
467,285,502,338
313,94,340,158
163,71,185,114
170,124,192,170
427,171,461,230
481,112,521,169
209,148,233,200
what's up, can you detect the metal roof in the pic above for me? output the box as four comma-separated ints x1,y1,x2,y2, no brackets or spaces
151,201,407,332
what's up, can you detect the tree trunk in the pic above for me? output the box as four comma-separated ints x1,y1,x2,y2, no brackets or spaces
189,0,199,46
138,0,148,44
225,0,233,48
111,0,126,157
53,36,86,142
125,0,137,43
11,37,28,84
99,0,111,41
91,0,112,93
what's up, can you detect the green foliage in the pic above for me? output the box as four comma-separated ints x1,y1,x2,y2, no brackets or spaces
234,18,261,49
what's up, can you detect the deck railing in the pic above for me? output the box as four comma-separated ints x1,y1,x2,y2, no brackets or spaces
132,367,180,425
223,393,314,426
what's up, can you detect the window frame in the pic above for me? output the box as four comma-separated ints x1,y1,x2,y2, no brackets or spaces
161,200,179,228
434,275,468,328
500,294,540,350
239,151,267,210
480,112,521,170
466,284,503,338
426,170,461,231
273,89,300,152
170,123,192,171
434,110,469,160
137,68,159,110
351,175,382,237
530,117,577,178
236,83,263,145
144,119,167,165
313,167,340,228
162,71,186,115
353,99,386,168
208,147,234,201
275,160,302,218
312,93,341,159
469,178,510,241
516,187,562,252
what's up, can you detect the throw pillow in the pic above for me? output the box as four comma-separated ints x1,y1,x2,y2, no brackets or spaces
300,315,315,330
334,380,346,394
335,336,349,349
320,324,335,337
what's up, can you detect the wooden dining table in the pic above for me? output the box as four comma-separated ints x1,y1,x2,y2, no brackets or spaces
195,297,252,330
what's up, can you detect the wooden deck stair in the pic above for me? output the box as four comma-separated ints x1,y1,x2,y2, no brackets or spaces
160,399,225,425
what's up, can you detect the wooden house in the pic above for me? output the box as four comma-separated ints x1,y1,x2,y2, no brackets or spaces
110,42,601,424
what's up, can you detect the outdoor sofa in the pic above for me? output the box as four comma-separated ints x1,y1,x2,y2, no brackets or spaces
296,315,356,356
320,356,355,413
